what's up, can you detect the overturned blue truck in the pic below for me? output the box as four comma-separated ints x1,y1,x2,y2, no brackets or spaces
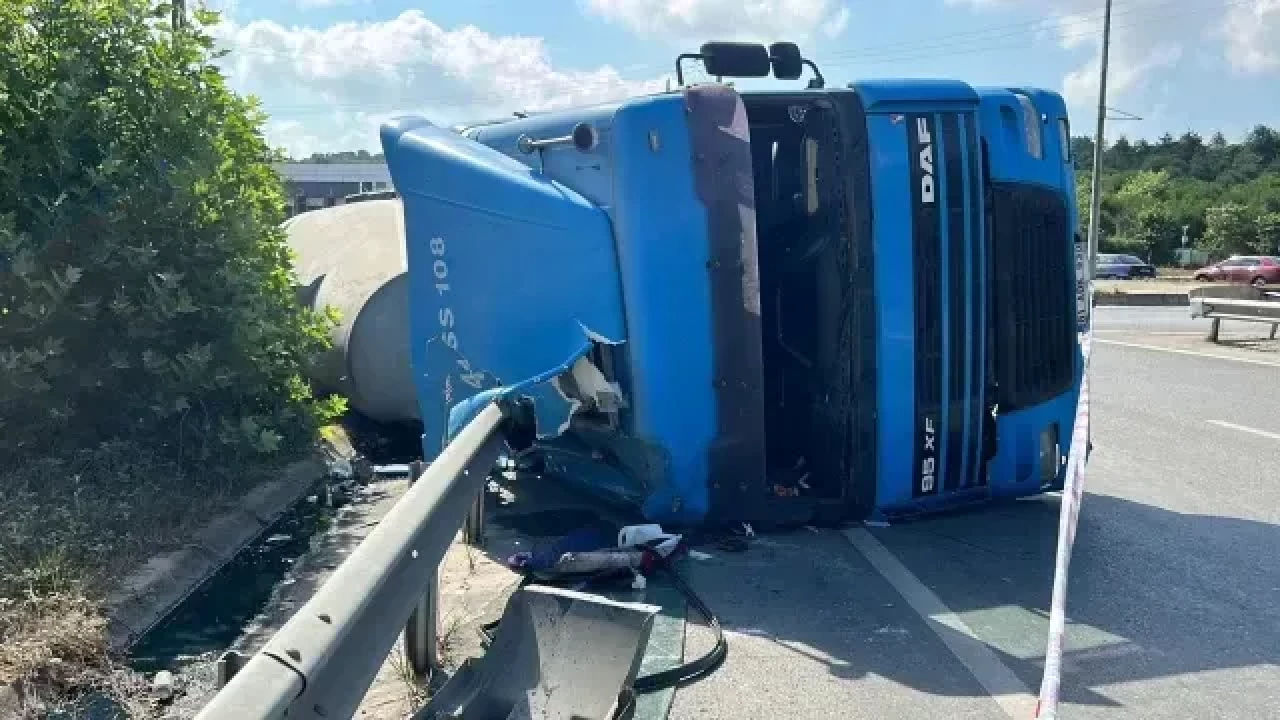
379,42,1087,529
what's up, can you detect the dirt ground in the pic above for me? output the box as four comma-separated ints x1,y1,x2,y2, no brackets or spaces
355,538,522,718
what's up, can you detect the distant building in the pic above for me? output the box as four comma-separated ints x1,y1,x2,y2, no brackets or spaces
275,163,392,216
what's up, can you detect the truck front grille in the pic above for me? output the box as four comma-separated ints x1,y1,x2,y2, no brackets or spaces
988,183,1075,411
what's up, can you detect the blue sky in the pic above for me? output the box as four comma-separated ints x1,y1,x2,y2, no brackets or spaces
208,0,1280,157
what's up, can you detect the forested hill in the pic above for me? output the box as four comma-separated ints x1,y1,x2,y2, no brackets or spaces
1072,126,1280,263
291,150,386,164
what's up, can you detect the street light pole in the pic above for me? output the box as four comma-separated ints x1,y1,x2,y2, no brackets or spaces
1085,0,1113,283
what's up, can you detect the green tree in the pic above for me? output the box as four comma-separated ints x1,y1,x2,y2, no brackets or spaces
1077,125,1280,260
1256,211,1280,254
1132,209,1181,263
1105,136,1132,172
1201,202,1257,257
1111,170,1170,240
1244,125,1280,168
0,0,342,467
297,150,386,164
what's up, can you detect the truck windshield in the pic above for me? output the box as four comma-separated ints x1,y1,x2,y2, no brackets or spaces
743,93,872,504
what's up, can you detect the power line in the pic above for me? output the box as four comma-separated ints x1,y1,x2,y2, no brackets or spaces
817,0,1190,62
1106,106,1144,121
219,0,1247,92
216,0,1223,72
818,0,1254,68
244,0,1253,118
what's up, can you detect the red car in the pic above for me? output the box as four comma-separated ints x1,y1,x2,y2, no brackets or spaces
1193,256,1280,286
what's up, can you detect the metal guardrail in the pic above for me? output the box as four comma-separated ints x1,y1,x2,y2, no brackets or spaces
1189,285,1280,343
194,401,508,720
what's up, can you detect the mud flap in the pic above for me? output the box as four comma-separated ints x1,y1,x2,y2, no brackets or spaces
415,586,658,720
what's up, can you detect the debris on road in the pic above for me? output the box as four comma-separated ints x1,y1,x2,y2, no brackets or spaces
151,670,174,701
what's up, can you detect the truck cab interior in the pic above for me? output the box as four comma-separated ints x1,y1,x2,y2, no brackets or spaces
746,94,846,503
688,41,876,519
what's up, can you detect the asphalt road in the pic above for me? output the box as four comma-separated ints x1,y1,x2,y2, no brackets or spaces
1093,305,1207,333
670,313,1280,719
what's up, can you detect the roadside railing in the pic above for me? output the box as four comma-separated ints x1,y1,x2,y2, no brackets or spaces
194,401,507,720
1189,284,1280,343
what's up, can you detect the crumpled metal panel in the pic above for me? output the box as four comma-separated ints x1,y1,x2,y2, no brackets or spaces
416,585,658,720
381,116,627,461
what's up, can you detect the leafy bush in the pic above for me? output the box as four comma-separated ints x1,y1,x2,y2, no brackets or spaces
1099,235,1148,258
0,0,343,471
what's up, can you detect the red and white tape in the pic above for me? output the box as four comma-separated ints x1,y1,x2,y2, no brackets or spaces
1036,330,1093,719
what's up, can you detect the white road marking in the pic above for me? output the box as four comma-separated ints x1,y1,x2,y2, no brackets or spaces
1206,419,1280,442
843,528,1038,719
1095,339,1280,368
1093,330,1201,336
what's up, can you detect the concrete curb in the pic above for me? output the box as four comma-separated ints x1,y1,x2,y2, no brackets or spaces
105,428,355,652
1094,292,1189,307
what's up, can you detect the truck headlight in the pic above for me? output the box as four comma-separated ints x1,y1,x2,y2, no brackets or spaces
1038,423,1061,486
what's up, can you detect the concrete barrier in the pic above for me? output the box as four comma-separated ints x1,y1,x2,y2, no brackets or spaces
104,432,351,651
1093,292,1189,307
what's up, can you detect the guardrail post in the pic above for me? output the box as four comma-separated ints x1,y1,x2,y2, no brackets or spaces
194,403,509,720
215,650,246,688
463,489,486,546
1206,317,1221,343
402,459,439,680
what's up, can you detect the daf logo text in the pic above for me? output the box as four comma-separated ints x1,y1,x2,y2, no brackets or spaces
917,118,935,204
920,416,937,493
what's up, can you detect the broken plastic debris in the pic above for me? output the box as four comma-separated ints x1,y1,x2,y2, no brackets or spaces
372,464,411,477
352,456,374,482
573,356,627,413
152,670,174,700
552,551,644,574
325,458,354,480
618,524,667,548
617,524,681,557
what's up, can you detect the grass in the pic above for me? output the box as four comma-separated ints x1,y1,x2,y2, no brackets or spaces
0,594,108,708
0,441,286,714
384,614,465,715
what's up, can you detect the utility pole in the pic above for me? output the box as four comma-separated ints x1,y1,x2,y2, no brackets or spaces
1085,0,1113,283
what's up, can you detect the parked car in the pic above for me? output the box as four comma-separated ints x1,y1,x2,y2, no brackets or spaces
1096,253,1157,279
1192,256,1280,286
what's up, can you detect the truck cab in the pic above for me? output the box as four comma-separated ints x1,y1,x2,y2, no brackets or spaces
380,42,1083,528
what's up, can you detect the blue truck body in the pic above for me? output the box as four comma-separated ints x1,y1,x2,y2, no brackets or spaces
381,74,1084,528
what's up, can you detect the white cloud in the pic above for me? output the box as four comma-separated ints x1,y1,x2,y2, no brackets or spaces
211,11,666,157
1221,0,1280,73
295,0,368,8
1062,44,1182,111
955,0,1280,119
822,6,851,38
582,0,851,42
947,0,1185,117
